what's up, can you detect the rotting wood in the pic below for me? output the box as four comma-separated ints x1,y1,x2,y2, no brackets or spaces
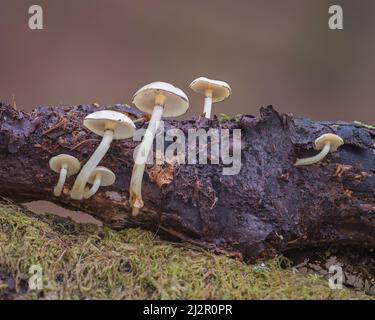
0,102,373,261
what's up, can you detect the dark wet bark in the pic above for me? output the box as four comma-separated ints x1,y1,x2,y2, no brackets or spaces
0,102,374,261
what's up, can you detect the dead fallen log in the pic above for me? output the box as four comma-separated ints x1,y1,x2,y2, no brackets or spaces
0,102,373,261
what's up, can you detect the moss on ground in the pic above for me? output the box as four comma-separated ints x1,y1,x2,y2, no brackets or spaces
0,201,372,300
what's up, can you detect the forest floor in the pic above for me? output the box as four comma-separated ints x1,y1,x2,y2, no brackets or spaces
0,201,372,300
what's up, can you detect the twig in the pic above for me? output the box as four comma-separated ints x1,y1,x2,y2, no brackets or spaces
42,119,67,135
70,139,100,151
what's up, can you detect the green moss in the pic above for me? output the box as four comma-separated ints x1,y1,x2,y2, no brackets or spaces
218,113,242,123
0,202,371,300
353,121,375,130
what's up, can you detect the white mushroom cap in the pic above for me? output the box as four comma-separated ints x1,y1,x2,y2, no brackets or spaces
314,134,344,152
189,77,231,102
83,110,136,140
132,82,189,117
49,154,81,176
87,166,116,186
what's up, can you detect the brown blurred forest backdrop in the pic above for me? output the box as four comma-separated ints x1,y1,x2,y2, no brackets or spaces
0,0,374,122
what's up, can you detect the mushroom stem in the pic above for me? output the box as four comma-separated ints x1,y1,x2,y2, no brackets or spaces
130,101,164,216
83,173,102,199
53,164,68,197
295,143,331,166
70,129,114,199
203,89,213,118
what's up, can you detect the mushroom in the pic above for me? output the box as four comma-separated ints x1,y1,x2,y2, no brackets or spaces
70,110,135,200
49,154,81,197
189,77,231,118
295,133,344,166
83,166,115,199
130,82,189,215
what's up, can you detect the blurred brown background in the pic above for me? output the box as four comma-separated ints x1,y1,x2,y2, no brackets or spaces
0,0,374,122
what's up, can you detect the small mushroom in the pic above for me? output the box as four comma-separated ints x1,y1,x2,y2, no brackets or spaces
130,82,189,215
83,166,115,199
295,133,344,166
70,110,135,200
189,77,231,118
49,154,81,197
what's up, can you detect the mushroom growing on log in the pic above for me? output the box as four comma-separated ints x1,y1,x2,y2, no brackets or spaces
70,110,135,200
130,82,189,216
83,166,116,199
49,154,81,197
0,102,373,262
295,133,344,166
189,77,231,119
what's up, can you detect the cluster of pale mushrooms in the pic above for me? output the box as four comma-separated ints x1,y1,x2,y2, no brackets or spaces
49,77,344,216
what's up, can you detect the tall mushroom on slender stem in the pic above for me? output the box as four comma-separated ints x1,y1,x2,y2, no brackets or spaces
130,82,189,216
83,166,116,199
70,110,135,200
295,133,344,166
189,77,231,119
49,154,81,197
